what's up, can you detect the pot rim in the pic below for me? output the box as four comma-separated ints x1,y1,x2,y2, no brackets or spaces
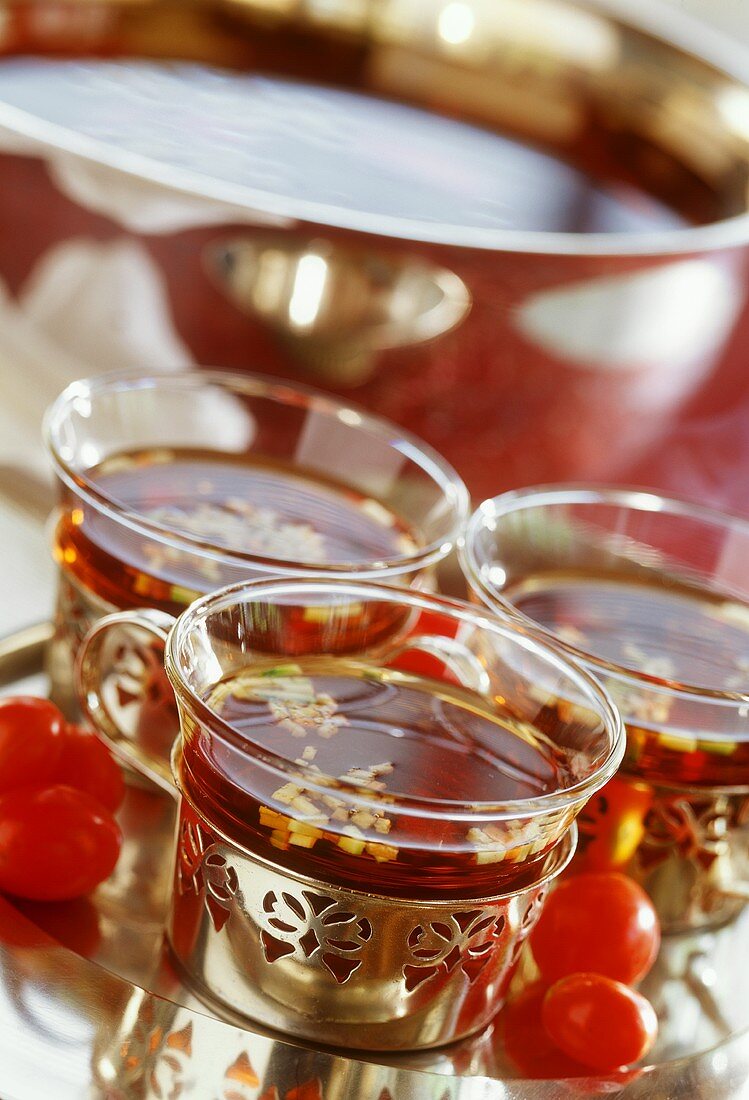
2,0,749,256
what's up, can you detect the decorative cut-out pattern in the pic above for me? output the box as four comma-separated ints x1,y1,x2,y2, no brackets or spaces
403,909,506,991
202,851,239,933
637,792,737,872
503,892,547,973
56,571,107,651
109,626,176,730
222,1049,260,1098
177,818,209,896
175,817,239,931
520,890,546,933
259,889,372,983
117,1003,193,1100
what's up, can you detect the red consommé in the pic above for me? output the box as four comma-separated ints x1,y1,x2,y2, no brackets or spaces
54,446,419,614
507,570,749,787
179,656,578,899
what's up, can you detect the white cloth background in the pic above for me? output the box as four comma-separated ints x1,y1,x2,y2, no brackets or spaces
0,237,192,634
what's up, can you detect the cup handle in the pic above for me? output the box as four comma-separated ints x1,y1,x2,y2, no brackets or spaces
386,634,491,695
75,609,179,797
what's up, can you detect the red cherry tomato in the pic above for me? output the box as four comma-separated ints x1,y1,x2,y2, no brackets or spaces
0,696,65,793
501,982,592,1079
412,609,460,639
0,785,122,901
529,872,660,984
385,648,456,682
543,973,658,1071
54,724,126,813
385,609,464,684
575,777,653,873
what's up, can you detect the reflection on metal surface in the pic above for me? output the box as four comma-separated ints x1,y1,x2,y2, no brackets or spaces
0,621,53,684
628,783,749,932
3,625,749,1094
3,0,749,247
206,237,471,385
515,259,743,377
48,566,118,719
438,2,476,48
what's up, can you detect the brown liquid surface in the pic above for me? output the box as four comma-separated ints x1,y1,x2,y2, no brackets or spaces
507,571,749,786
182,658,572,896
55,448,418,613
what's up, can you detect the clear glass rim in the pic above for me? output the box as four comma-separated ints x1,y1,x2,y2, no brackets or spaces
461,483,749,708
43,369,470,579
165,577,625,822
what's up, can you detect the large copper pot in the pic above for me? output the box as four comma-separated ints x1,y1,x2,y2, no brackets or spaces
1,0,749,504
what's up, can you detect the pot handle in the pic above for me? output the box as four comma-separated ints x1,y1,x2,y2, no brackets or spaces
75,609,179,797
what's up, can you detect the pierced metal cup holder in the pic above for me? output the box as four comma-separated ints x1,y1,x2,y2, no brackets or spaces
166,776,577,1052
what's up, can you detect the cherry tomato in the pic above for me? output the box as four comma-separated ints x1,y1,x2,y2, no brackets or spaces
54,724,126,813
0,785,122,901
543,973,658,1071
529,872,660,984
412,609,460,639
385,610,464,684
385,648,456,682
575,777,653,873
501,982,591,1079
0,696,65,793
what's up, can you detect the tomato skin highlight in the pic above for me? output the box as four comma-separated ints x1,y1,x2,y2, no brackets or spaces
0,785,122,901
542,973,658,1072
529,872,660,984
55,724,126,813
0,697,65,794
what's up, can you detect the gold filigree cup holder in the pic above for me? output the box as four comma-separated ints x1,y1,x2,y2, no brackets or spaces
74,573,620,1051
626,780,749,933
4,624,749,1094
462,486,749,933
165,770,573,1051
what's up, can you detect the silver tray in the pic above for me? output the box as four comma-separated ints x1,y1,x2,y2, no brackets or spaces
1,623,749,1099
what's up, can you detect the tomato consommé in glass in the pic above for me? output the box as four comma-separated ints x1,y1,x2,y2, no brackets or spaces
460,487,749,918
84,580,623,899
462,488,749,792
43,370,469,710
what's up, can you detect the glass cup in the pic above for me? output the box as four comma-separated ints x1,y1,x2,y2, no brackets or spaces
461,485,749,931
75,579,622,1050
43,369,469,714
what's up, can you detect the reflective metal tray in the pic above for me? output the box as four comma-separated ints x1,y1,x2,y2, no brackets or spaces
1,623,749,1098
